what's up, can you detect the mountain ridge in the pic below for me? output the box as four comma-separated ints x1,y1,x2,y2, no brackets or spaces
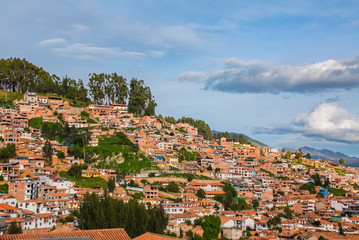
212,130,268,148
284,146,359,167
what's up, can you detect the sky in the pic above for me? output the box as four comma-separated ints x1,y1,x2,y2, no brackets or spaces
1,0,359,156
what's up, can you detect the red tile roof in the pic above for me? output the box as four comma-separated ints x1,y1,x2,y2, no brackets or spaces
133,232,181,240
0,203,17,210
0,228,130,240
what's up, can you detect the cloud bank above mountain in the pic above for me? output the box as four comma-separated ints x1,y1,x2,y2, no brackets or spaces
177,56,359,94
256,102,359,143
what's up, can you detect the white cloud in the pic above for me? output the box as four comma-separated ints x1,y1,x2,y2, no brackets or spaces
256,102,359,143
177,56,359,93
39,38,67,45
293,102,359,143
53,43,145,59
39,37,147,59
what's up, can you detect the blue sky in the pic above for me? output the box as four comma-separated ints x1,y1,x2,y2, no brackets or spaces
2,0,359,156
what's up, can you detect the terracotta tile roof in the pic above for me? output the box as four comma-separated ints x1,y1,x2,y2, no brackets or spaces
0,194,15,199
34,213,55,218
133,232,181,240
52,192,70,197
0,203,17,210
0,228,131,240
204,191,226,195
4,218,24,223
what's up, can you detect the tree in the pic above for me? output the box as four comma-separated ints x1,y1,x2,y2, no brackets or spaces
68,163,82,177
108,177,116,192
252,199,259,210
201,215,221,240
0,143,16,161
56,151,65,159
339,222,345,235
267,215,281,230
207,166,213,171
295,150,303,159
8,221,22,234
317,192,324,198
141,179,148,185
187,174,194,182
215,168,220,173
232,198,252,211
128,78,156,116
312,173,322,186
318,236,326,240
166,182,179,193
88,73,105,104
305,153,311,159
196,189,206,199
339,158,346,165
284,151,291,159
284,206,294,219
42,140,52,165
79,192,168,238
177,117,213,140
110,73,128,104
260,148,264,157
323,178,331,189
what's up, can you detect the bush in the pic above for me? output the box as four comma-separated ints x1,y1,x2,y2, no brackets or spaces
0,144,16,162
57,151,65,159
28,117,43,129
0,183,8,193
81,111,90,117
8,221,22,234
165,182,179,193
68,163,82,177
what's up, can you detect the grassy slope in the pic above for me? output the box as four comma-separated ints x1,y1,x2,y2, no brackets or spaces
59,171,108,189
88,134,152,173
0,90,24,107
28,117,43,129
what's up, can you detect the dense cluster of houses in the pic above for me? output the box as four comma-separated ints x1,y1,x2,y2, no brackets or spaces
1,92,359,239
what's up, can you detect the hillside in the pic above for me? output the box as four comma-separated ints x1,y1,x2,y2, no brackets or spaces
0,90,23,107
213,130,268,148
284,146,359,167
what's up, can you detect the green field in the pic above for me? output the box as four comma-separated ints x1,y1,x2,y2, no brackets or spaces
87,133,152,173
59,171,108,189
328,188,348,196
28,117,43,129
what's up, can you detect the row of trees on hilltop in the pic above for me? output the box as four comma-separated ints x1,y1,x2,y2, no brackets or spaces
88,74,157,115
88,73,128,105
80,192,168,238
0,57,157,115
0,58,90,104
159,116,213,140
213,131,247,144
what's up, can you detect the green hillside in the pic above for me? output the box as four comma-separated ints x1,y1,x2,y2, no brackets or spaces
0,90,23,107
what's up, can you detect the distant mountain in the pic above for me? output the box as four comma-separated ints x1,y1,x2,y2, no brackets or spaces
284,146,359,168
212,130,268,148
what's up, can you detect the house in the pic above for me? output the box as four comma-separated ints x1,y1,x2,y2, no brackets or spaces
144,185,159,199
0,228,131,240
133,232,181,240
